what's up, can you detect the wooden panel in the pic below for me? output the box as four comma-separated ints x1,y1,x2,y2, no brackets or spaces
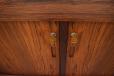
0,21,59,75
66,22,114,76
0,0,114,21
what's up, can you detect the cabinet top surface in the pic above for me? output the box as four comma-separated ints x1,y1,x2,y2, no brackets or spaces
0,0,114,22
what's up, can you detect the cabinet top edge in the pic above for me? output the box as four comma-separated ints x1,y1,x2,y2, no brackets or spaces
0,2,114,22
0,0,114,4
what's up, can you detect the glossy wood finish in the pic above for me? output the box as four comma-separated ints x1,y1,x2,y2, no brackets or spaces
66,22,114,76
0,21,59,75
0,0,114,21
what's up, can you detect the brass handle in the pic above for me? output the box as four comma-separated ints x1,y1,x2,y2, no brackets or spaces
50,33,57,57
69,32,79,57
70,32,78,44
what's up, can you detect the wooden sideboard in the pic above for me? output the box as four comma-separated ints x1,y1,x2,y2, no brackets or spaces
0,0,114,76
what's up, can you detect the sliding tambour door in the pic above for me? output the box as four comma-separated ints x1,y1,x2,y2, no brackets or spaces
0,21,59,75
66,22,114,76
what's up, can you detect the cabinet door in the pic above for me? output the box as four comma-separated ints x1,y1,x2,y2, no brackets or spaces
0,21,59,75
66,22,114,76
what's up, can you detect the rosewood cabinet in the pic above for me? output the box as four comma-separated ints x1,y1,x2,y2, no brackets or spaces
0,0,114,76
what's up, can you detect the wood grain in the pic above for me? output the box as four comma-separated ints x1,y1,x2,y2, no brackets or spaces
66,22,114,76
0,21,59,75
0,0,114,21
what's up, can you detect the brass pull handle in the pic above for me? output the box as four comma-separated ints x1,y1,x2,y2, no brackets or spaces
69,32,79,57
50,33,57,57
71,32,78,44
